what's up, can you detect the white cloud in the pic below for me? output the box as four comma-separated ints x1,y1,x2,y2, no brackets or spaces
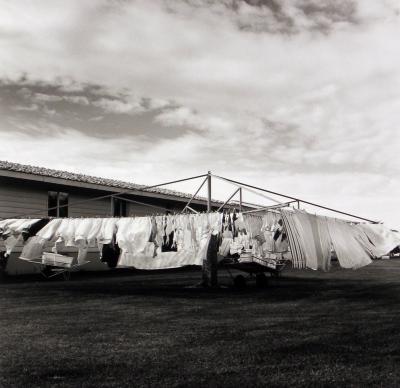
33,93,89,105
34,93,63,102
63,95,89,105
13,104,39,112
92,98,144,114
89,115,104,122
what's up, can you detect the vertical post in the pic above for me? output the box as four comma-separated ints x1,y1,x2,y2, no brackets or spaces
110,196,115,216
297,200,300,209
207,171,212,213
239,188,243,212
202,171,218,288
56,193,60,218
208,233,219,288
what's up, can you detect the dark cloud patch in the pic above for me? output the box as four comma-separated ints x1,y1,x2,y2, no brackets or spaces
263,119,316,149
238,0,358,34
0,79,191,140
176,0,358,35
297,0,358,33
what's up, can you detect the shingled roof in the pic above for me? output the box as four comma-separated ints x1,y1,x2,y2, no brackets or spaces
0,160,215,203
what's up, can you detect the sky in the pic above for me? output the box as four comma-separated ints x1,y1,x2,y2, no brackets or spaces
0,0,399,227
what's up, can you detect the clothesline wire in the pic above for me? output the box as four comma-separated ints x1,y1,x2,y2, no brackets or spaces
1,173,209,220
212,175,283,205
241,201,297,214
212,174,377,223
1,171,378,223
111,195,168,211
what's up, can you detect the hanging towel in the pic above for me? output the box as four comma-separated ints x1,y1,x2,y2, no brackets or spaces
280,210,306,269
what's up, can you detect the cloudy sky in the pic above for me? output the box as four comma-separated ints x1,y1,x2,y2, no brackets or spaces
0,0,399,227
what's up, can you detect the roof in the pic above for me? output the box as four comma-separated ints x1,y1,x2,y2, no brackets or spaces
0,160,217,204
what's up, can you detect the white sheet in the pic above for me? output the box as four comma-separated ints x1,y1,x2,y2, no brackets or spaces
356,223,400,258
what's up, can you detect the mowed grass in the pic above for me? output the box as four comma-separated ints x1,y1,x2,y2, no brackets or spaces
1,260,400,388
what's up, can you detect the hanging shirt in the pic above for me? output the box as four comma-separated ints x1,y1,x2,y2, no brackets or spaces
21,219,50,241
37,219,63,241
87,218,104,247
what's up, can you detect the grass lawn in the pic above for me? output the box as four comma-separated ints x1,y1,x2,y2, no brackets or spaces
1,259,400,387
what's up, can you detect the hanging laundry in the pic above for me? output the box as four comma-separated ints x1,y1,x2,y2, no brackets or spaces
74,218,93,247
21,219,50,242
117,217,153,267
20,236,47,261
280,210,307,269
101,240,120,268
74,218,94,264
355,223,400,258
97,218,119,257
326,218,372,269
4,209,386,274
313,215,332,272
37,218,63,241
242,214,263,238
86,218,104,248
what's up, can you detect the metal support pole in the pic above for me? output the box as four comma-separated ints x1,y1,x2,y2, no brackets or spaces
186,205,199,214
211,174,282,204
203,171,218,288
242,201,297,214
239,188,243,212
211,173,377,223
217,188,240,212
110,196,115,217
182,176,208,213
207,171,212,212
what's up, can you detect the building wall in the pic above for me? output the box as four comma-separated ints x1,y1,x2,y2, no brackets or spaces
69,194,111,218
0,183,48,219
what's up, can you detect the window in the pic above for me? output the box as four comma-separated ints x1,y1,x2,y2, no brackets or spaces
58,192,69,218
112,197,127,217
48,191,58,217
48,191,69,217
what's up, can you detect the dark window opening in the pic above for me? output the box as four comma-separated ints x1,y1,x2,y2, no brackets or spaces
48,191,69,217
48,191,58,217
112,197,127,217
58,192,69,218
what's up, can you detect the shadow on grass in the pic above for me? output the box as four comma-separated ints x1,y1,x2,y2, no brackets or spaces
3,268,400,308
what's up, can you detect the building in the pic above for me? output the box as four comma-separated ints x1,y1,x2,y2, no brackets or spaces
0,161,229,219
0,161,243,275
